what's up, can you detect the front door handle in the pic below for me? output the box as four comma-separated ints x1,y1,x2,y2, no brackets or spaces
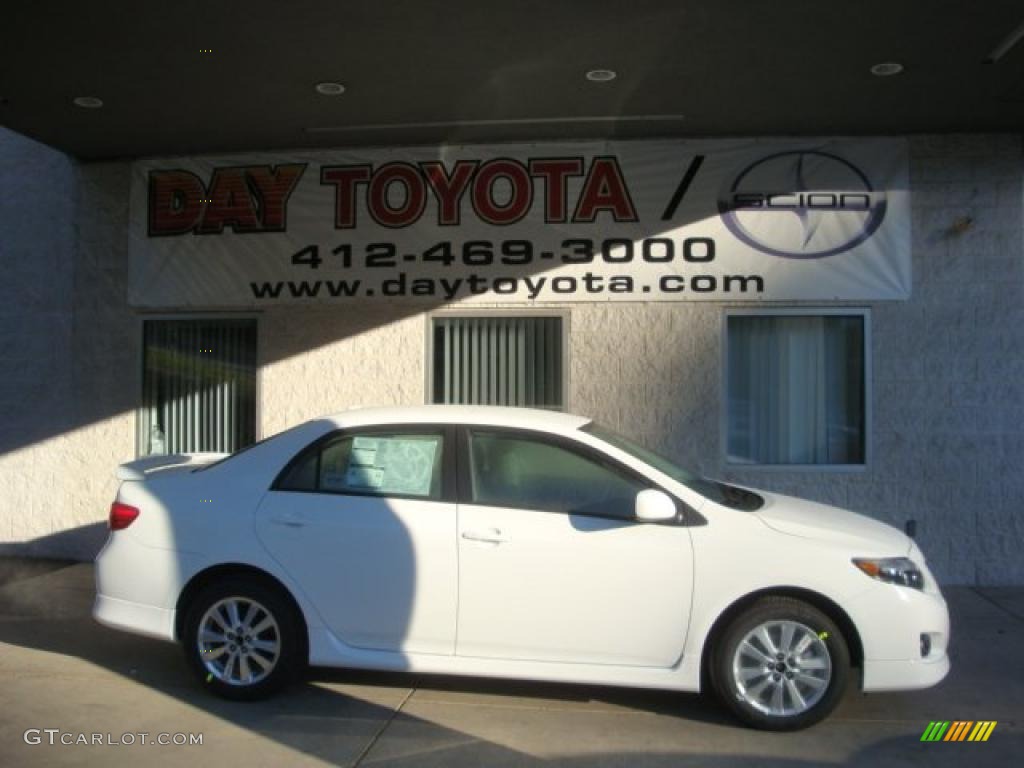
461,528,509,544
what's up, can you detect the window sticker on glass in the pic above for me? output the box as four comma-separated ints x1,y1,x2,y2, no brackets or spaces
373,438,438,496
344,466,385,489
328,435,440,497
322,470,351,491
351,447,378,467
351,437,380,467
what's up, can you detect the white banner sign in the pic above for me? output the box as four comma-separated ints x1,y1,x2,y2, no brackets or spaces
129,138,910,306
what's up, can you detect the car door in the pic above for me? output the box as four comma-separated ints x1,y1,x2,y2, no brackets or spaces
455,428,694,668
255,425,457,655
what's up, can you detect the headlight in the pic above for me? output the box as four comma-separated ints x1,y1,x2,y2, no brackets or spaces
852,557,924,590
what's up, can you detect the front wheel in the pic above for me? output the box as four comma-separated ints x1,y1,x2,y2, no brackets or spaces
183,578,302,700
711,597,850,730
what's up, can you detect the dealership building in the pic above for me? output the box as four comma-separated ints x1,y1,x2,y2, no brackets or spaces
1,5,1022,585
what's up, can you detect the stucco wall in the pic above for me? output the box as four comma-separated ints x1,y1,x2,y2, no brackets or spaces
0,129,135,558
0,128,77,555
0,130,1021,584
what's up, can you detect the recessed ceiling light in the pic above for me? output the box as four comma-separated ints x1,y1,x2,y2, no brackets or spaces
73,96,104,108
315,82,346,96
585,69,617,83
869,62,904,77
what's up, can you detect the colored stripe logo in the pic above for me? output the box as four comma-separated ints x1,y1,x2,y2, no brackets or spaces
921,721,997,742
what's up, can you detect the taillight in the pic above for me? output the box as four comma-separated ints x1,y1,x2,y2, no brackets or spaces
109,501,140,530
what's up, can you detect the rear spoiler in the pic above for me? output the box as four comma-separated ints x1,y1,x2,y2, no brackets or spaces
116,453,230,481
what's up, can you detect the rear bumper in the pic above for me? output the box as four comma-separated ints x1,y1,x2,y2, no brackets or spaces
93,529,192,643
93,594,176,642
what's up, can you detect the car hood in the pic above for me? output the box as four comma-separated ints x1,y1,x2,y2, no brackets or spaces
752,490,911,555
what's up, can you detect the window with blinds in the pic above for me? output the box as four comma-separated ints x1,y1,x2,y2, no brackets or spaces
140,319,258,456
726,312,867,466
431,316,564,409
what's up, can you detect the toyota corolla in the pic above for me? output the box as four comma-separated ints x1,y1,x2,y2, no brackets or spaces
93,405,949,730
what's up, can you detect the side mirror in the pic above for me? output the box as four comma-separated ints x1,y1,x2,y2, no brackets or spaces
635,489,676,523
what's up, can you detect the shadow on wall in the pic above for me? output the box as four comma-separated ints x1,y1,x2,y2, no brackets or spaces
1,126,746,563
11,127,975,581
2,139,742,455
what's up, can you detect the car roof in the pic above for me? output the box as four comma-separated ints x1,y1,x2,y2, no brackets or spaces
324,405,591,433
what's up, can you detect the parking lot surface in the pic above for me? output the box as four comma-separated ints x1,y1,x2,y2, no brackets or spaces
0,557,1020,767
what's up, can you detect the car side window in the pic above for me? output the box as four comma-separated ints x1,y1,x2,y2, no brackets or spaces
277,432,444,500
468,431,647,518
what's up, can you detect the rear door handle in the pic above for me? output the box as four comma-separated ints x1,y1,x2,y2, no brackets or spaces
461,528,509,544
270,514,305,528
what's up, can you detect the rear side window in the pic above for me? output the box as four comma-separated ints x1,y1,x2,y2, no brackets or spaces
277,432,444,500
468,431,646,518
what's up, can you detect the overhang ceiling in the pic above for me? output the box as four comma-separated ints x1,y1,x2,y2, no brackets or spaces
2,1,1023,161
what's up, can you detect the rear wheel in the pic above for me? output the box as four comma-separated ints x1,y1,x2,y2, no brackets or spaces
711,597,849,730
183,578,301,700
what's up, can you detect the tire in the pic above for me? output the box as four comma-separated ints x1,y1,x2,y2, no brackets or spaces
710,596,850,730
183,577,302,700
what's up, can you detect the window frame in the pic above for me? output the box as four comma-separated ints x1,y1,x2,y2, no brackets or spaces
425,310,571,410
720,307,872,473
271,424,458,503
456,425,697,525
135,313,261,458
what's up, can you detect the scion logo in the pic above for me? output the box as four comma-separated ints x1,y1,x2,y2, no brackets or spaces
718,150,887,259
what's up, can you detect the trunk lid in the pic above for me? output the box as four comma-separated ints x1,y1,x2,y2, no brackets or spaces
116,453,229,481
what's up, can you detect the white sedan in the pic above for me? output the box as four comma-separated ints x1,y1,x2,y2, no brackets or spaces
94,406,949,730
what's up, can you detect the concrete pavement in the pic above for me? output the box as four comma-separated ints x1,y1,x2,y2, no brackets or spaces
0,557,1020,767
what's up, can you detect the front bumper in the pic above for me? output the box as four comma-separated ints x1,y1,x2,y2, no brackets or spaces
847,579,951,692
862,654,950,691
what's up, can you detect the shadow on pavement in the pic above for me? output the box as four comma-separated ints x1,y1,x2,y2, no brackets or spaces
1,558,1021,767
0,558,736,767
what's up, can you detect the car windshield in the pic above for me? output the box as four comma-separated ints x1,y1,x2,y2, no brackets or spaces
581,422,763,511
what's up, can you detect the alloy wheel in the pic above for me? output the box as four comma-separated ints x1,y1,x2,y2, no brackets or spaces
730,619,832,717
197,596,281,686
